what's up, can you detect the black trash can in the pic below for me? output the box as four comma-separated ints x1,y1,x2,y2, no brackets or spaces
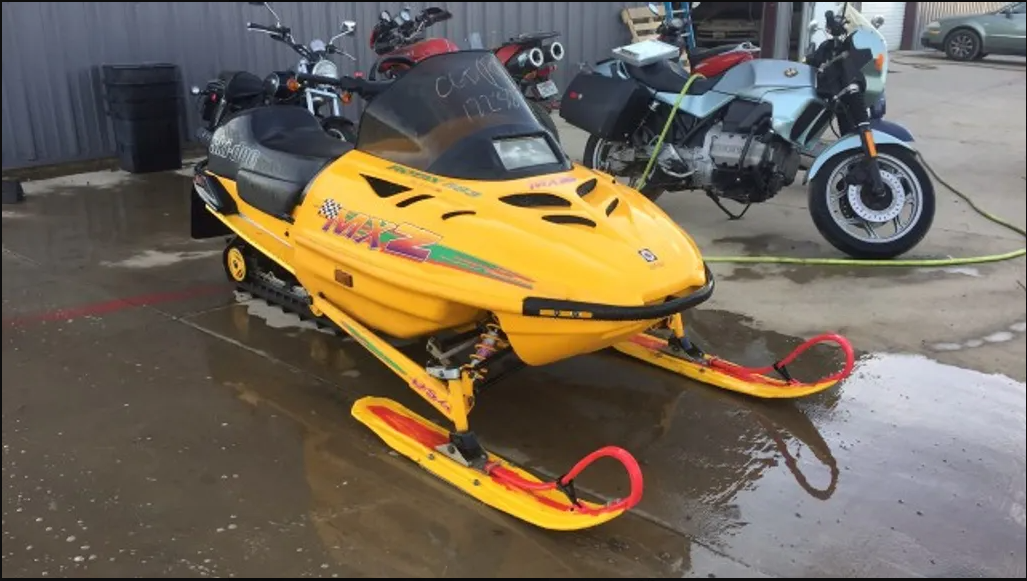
102,63,183,173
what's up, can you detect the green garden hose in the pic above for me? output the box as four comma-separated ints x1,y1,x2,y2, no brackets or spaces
636,72,1025,269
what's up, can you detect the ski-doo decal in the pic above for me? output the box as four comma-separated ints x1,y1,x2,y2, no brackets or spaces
318,199,534,289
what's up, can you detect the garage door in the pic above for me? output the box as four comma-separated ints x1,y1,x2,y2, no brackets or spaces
860,2,907,50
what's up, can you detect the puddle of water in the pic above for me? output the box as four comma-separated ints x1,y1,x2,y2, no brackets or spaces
231,291,337,336
931,319,1027,352
20,169,135,195
183,302,1026,577
101,249,222,269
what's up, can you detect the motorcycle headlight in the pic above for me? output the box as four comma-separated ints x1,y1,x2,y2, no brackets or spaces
311,60,339,79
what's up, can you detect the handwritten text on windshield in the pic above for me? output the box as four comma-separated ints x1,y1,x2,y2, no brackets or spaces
434,55,524,120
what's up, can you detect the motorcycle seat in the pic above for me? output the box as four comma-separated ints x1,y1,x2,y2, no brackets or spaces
207,106,353,219
624,60,719,95
689,44,740,63
219,70,266,102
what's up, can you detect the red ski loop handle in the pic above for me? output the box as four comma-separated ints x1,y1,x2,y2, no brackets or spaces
485,445,645,516
708,333,856,387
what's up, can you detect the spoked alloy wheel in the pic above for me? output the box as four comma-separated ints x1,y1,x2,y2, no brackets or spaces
808,147,936,259
944,30,981,61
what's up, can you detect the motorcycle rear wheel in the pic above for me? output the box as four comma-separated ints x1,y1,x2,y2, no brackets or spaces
583,135,666,202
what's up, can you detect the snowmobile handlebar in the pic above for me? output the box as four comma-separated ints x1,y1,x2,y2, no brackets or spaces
293,72,392,98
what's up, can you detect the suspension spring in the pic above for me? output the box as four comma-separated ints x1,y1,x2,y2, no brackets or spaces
469,323,503,367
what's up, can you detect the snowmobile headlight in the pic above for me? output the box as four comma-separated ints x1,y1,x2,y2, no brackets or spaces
311,60,339,79
492,135,559,171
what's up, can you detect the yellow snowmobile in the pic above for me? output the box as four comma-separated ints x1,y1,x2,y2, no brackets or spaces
189,50,855,532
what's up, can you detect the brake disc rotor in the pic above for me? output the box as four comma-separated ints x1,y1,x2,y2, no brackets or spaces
846,170,906,223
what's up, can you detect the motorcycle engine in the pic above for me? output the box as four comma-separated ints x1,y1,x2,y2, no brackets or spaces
679,122,800,203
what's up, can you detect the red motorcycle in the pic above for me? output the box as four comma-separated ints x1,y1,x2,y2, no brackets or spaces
490,32,565,140
367,7,457,81
365,6,563,140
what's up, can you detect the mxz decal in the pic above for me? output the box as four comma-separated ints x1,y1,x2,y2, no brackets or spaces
317,199,534,289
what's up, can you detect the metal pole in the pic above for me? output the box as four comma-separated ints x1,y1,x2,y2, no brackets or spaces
774,1,794,59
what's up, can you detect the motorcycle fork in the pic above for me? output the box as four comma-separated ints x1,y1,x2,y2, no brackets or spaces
842,90,887,196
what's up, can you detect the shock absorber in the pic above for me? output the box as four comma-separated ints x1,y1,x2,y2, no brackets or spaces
469,323,504,367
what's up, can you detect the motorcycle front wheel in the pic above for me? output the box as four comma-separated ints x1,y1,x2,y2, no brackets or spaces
808,145,936,260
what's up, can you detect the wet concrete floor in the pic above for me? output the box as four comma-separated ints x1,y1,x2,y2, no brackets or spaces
3,163,1024,578
4,54,1027,578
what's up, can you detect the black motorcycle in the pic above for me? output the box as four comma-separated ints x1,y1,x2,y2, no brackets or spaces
190,1,359,143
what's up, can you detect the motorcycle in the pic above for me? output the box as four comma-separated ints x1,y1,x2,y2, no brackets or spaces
190,1,359,141
560,2,935,260
366,6,563,141
490,32,566,140
367,6,458,81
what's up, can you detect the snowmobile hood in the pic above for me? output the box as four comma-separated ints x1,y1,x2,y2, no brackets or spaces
297,152,710,317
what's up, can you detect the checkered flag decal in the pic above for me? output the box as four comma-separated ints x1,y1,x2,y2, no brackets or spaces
318,199,342,220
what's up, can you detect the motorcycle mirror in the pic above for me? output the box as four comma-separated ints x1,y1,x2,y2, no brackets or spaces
340,20,356,35
380,9,391,22
190,86,201,95
871,15,885,29
647,2,661,16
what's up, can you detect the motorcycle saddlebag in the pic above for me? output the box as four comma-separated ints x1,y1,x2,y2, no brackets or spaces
559,72,651,141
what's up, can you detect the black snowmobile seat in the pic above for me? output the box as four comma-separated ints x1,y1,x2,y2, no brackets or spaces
624,60,719,95
206,106,354,219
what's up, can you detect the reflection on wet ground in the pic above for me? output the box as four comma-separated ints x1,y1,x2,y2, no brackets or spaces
3,170,1025,577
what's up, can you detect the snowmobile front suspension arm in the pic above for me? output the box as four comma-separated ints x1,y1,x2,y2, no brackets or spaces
310,295,476,433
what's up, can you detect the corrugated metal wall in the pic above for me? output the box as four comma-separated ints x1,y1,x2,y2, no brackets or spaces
911,2,1010,40
1,1,647,170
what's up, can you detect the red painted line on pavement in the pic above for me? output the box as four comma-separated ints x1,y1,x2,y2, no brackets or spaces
3,284,232,327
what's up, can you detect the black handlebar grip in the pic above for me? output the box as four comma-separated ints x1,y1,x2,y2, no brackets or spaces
295,72,351,88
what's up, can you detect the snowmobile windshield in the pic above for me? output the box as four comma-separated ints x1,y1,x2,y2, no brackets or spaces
355,50,571,181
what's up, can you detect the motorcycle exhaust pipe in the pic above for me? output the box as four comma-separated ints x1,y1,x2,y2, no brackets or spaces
527,47,545,68
548,41,565,62
508,47,547,75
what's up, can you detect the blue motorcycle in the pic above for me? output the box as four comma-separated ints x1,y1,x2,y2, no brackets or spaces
562,2,933,259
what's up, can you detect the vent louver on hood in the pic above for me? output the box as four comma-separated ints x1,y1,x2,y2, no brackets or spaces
576,178,597,197
500,193,572,208
441,210,476,220
362,174,412,198
543,215,597,228
396,193,434,207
